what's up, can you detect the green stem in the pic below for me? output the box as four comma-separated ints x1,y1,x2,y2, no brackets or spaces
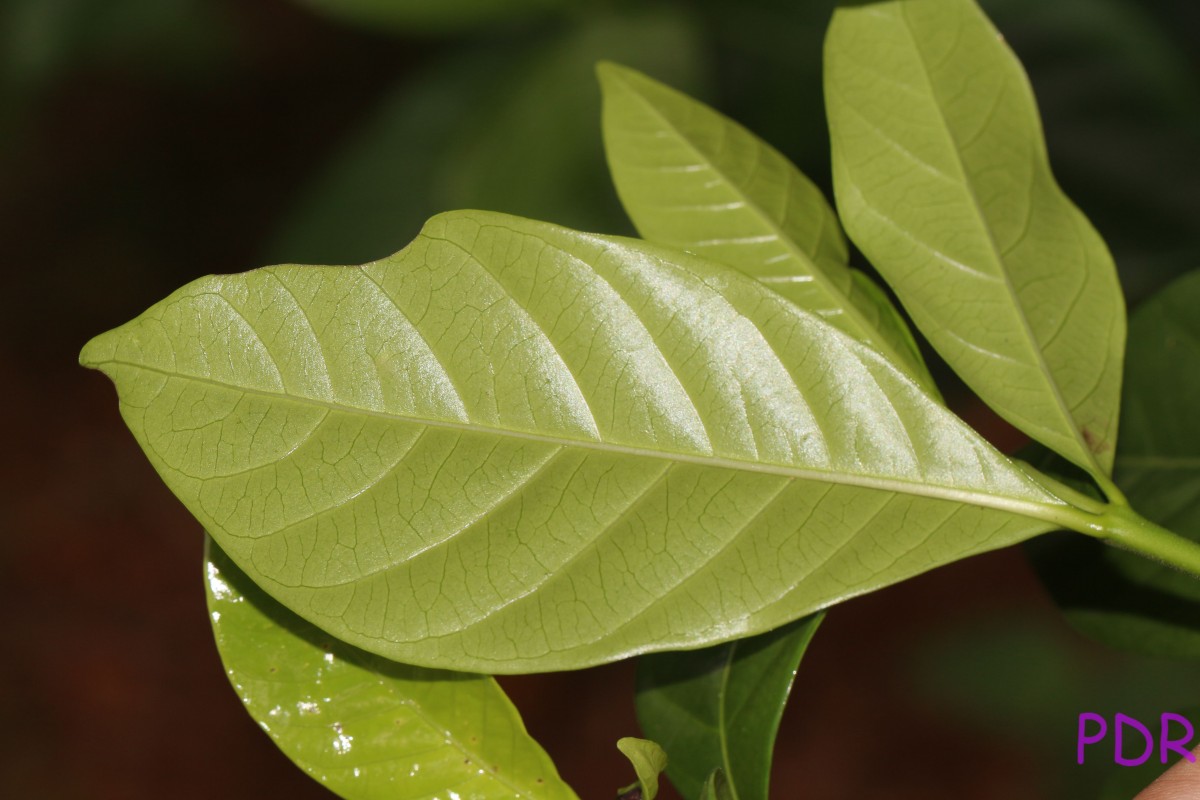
1092,471,1130,508
1084,503,1200,579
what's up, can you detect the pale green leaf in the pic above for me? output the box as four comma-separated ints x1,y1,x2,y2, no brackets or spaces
616,738,668,800
82,209,1074,673
825,0,1126,478
204,536,577,800
598,62,935,393
636,614,821,800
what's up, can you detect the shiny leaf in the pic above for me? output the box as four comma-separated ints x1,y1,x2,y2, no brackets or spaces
636,615,821,800
598,62,935,393
204,537,577,800
825,0,1125,478
616,738,668,800
81,209,1076,673
1028,270,1200,659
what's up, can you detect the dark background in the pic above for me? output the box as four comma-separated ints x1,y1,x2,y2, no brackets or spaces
3,0,1199,797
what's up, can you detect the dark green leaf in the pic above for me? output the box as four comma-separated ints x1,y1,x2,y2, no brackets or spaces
1028,270,1200,659
636,615,821,800
293,0,562,34
436,10,705,234
204,537,577,800
270,11,704,265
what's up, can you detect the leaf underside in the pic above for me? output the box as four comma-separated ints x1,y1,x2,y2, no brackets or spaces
82,210,1062,673
598,62,936,395
204,537,577,800
825,0,1125,477
636,614,822,800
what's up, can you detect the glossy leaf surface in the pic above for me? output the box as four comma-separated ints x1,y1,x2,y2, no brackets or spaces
616,738,668,800
82,209,1067,673
204,537,577,800
1029,270,1200,659
636,615,821,800
825,0,1125,477
598,62,934,393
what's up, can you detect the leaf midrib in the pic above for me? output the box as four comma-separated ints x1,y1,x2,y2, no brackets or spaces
101,357,1076,526
895,5,1105,478
612,71,927,387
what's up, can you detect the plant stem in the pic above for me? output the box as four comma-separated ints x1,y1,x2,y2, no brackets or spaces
1088,504,1200,579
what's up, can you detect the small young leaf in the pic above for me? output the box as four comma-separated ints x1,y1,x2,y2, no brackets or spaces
616,737,668,800
1029,270,1200,659
82,210,1075,673
699,768,734,800
204,537,577,800
825,0,1126,480
598,62,935,393
636,614,822,800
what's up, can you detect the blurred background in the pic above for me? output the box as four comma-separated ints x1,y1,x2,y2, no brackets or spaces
2,0,1199,797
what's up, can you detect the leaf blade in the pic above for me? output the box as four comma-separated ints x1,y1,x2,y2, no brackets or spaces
83,210,1066,672
636,614,822,800
204,537,578,800
598,62,935,393
616,738,668,800
825,0,1125,477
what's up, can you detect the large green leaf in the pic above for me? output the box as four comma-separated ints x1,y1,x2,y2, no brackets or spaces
636,615,821,800
204,537,577,800
598,62,934,394
82,209,1078,673
1028,270,1200,659
825,0,1126,479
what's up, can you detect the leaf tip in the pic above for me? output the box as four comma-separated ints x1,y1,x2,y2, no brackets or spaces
595,60,639,93
79,327,119,372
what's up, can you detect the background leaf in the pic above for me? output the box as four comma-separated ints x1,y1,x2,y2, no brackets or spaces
204,537,577,800
1028,269,1200,660
616,738,668,800
82,209,1067,673
825,0,1126,478
292,0,563,35
635,615,822,800
270,10,704,267
598,62,934,393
